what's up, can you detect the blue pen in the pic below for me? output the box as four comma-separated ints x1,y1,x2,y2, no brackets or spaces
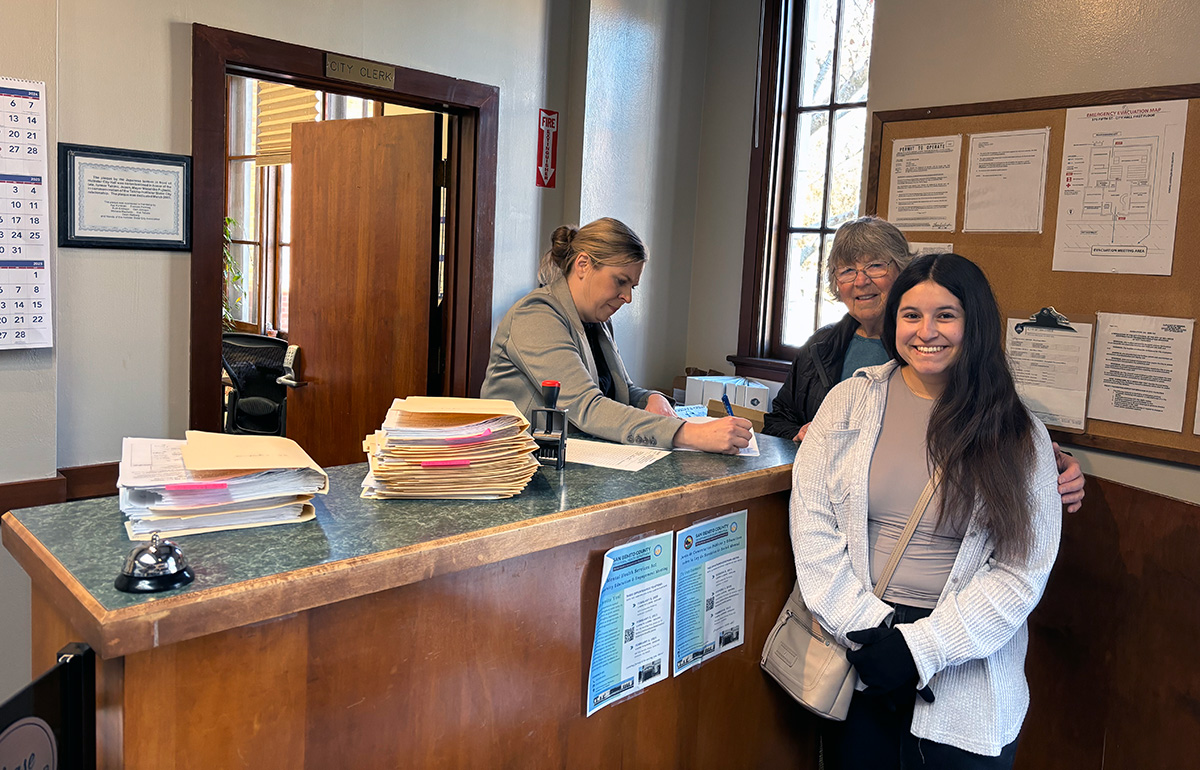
721,394,735,417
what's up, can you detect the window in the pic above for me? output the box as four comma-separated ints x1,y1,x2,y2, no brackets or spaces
736,0,876,368
224,76,321,337
223,77,449,337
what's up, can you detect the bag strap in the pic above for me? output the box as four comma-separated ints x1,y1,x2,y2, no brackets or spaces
804,471,940,639
872,471,940,598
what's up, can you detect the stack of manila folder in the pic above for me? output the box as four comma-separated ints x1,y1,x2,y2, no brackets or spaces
362,396,539,500
117,431,328,540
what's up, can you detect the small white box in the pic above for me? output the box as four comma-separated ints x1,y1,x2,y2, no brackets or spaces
685,375,738,406
702,378,736,408
735,381,770,411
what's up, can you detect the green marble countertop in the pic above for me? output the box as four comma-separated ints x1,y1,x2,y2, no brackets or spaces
4,435,797,619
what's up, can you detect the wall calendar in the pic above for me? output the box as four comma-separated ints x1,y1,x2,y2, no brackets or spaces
1,76,51,350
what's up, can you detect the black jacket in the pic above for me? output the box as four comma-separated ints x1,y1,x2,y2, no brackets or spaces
762,314,861,439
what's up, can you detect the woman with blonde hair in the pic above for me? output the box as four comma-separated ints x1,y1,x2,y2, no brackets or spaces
482,218,751,453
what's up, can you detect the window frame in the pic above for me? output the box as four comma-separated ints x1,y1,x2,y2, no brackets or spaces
733,0,872,377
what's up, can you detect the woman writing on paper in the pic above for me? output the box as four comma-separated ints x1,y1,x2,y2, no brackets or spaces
790,253,1061,767
763,216,1085,511
482,218,752,453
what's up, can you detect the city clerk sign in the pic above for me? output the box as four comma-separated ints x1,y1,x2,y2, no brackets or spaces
325,54,397,89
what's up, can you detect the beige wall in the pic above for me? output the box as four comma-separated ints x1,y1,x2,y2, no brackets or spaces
576,0,711,390
0,0,718,704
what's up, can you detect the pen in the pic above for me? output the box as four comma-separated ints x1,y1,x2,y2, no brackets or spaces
721,394,735,417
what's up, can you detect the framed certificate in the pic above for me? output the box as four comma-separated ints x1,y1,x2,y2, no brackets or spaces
58,143,191,250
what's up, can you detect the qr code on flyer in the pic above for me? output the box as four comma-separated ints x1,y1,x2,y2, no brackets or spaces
624,627,634,643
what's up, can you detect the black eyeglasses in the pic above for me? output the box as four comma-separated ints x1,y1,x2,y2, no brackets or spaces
835,260,893,284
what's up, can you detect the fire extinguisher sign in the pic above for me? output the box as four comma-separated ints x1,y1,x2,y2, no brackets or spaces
536,109,558,188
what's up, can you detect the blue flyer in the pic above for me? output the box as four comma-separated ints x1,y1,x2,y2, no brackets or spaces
672,510,748,675
585,531,674,717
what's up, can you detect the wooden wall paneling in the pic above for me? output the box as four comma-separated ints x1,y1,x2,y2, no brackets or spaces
60,461,119,500
297,493,815,768
866,84,1200,466
1022,478,1200,769
122,613,309,769
0,474,65,514
30,585,125,770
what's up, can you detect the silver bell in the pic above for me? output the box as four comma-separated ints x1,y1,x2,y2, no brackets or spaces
114,532,196,593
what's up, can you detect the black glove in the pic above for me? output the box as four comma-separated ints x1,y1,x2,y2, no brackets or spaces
846,625,934,704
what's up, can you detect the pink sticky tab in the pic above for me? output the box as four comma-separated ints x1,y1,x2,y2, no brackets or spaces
164,481,228,491
421,459,471,468
445,428,492,444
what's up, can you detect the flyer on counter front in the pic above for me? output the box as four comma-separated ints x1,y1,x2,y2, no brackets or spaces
672,510,747,676
585,531,674,717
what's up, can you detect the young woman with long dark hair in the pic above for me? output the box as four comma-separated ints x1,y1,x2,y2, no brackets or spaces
789,253,1061,768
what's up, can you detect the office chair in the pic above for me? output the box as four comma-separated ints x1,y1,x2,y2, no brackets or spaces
221,332,298,436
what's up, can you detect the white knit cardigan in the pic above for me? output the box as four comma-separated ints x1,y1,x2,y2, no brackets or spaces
789,361,1062,756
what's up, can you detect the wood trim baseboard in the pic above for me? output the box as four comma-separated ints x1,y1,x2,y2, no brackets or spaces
1,462,118,513
0,474,67,513
61,462,120,501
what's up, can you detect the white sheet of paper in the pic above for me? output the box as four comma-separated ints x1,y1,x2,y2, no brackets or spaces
566,438,670,472
675,417,759,457
886,135,962,232
1006,318,1093,430
118,437,192,487
908,242,954,257
1087,312,1194,431
1053,100,1188,275
964,128,1050,232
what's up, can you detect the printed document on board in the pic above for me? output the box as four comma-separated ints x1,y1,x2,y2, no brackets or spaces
1053,100,1187,275
887,135,962,232
964,128,1050,232
1006,318,1093,430
1087,313,1194,432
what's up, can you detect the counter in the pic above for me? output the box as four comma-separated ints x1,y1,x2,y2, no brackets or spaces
3,436,814,768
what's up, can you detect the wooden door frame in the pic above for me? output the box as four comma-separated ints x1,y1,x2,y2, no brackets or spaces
190,23,497,431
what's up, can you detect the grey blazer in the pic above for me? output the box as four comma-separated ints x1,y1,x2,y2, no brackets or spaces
481,275,683,447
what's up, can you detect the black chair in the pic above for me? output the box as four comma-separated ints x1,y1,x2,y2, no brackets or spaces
221,332,294,436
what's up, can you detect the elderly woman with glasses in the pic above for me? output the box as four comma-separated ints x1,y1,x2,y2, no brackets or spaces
763,216,1086,513
764,216,913,443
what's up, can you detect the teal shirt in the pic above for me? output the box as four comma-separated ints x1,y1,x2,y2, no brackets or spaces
840,334,889,381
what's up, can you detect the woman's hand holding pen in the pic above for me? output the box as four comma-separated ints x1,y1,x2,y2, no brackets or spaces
674,416,753,454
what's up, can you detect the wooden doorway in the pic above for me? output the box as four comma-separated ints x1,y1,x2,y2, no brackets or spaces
287,115,438,466
190,24,497,436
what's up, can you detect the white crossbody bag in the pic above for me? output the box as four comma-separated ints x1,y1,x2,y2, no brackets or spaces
760,475,939,721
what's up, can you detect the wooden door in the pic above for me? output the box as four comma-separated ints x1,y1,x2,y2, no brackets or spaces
287,115,437,467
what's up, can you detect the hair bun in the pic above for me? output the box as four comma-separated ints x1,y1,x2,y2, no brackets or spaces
549,225,579,258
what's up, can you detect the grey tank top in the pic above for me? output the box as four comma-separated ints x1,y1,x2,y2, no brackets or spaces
867,367,963,608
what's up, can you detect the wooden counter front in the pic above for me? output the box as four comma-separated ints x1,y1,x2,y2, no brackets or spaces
3,441,816,768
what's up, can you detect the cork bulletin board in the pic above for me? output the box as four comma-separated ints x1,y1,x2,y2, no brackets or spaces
865,84,1200,466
